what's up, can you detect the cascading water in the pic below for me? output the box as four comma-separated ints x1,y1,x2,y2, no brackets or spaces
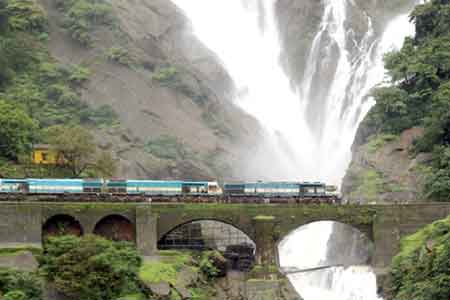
278,221,380,300
171,0,416,184
170,0,418,298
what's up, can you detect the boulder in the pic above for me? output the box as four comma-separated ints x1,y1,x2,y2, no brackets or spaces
173,284,191,299
145,282,171,298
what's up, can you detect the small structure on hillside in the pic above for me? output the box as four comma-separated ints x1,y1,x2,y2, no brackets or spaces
32,144,63,165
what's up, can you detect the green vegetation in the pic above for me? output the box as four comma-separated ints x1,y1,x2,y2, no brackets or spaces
106,46,136,67
349,170,384,203
199,251,226,279
139,250,219,300
0,100,37,160
39,235,142,300
152,65,178,85
367,0,450,200
366,134,399,153
44,125,117,177
0,246,42,257
0,0,120,178
139,251,194,285
55,0,115,46
0,268,42,300
390,214,450,300
144,135,191,160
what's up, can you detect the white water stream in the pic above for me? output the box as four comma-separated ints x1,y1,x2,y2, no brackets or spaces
171,0,416,184
278,221,379,300
170,0,417,298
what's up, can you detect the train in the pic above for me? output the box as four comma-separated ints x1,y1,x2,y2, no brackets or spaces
0,178,339,200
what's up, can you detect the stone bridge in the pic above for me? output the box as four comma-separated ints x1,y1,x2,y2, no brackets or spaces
1,202,450,270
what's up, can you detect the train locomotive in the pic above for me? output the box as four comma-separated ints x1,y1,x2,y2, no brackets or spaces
0,178,338,202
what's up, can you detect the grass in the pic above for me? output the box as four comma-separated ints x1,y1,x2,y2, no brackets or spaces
139,251,196,285
394,215,450,262
117,293,146,300
366,134,399,153
0,247,42,257
349,169,384,202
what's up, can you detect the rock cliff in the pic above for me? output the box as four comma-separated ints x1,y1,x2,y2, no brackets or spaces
37,0,262,180
342,126,430,204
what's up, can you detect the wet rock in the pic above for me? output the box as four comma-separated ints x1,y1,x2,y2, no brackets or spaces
342,127,428,204
173,284,191,299
176,266,199,287
145,282,171,298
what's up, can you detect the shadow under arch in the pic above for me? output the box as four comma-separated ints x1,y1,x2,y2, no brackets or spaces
276,220,374,273
42,214,83,241
158,219,256,271
93,214,136,242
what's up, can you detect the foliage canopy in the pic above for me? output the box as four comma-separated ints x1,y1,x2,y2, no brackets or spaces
39,235,142,300
368,0,450,200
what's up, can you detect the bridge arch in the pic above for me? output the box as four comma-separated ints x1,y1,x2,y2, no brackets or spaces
158,219,256,271
158,218,255,250
93,214,136,242
277,220,374,273
158,217,255,243
42,214,84,240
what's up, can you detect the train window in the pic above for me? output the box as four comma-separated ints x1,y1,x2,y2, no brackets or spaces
305,187,315,194
42,153,48,162
316,187,326,194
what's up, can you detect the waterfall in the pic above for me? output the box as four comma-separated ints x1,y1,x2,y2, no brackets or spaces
170,1,418,298
278,221,380,300
172,0,414,300
171,0,416,184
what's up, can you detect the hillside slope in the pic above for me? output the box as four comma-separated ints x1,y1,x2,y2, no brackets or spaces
37,0,261,180
342,0,450,203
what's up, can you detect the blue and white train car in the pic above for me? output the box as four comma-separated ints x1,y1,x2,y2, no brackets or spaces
125,180,222,196
126,180,183,196
300,182,327,197
224,182,301,197
0,179,29,193
27,179,84,194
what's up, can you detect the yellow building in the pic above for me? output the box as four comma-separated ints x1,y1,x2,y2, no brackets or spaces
32,144,63,165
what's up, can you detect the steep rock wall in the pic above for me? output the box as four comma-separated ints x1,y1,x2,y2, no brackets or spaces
342,127,430,204
37,0,262,180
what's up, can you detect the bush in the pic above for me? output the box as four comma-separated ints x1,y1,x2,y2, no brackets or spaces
0,269,42,300
199,251,227,279
144,135,189,160
106,46,136,67
4,290,27,300
390,215,450,300
39,235,142,300
55,0,115,46
152,66,178,85
5,0,47,33
85,104,119,127
0,100,37,160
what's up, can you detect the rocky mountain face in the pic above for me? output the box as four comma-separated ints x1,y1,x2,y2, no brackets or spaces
341,125,430,204
37,0,262,180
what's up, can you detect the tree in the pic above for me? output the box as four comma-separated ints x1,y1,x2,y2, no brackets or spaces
0,269,42,300
44,125,117,177
39,235,142,300
390,215,450,300
44,125,96,176
0,100,37,160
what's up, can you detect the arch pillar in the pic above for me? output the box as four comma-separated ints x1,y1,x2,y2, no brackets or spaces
253,218,277,266
136,206,157,256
